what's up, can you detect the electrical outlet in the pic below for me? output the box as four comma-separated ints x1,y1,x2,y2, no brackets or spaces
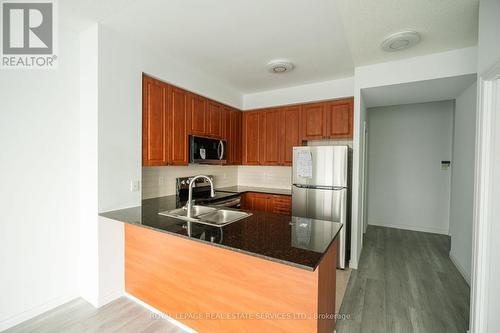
130,180,140,192
159,177,165,186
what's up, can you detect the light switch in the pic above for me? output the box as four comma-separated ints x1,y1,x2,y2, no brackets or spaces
441,161,451,171
130,180,140,192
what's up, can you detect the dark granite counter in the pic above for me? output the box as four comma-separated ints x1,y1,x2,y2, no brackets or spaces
216,186,292,196
100,195,341,271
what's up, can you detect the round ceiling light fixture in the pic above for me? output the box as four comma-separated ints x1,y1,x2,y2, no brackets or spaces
266,60,294,74
381,31,421,52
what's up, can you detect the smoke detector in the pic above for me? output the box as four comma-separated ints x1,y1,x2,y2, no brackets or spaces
266,60,294,74
381,31,421,52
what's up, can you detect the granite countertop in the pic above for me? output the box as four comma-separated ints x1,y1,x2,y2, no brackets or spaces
100,195,341,271
216,186,292,196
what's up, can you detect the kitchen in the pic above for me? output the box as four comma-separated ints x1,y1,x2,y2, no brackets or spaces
97,73,354,332
1,1,497,333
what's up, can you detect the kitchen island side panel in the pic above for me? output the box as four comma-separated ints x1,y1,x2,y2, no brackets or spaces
125,223,335,333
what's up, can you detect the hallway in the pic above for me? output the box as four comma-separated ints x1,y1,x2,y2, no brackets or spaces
336,225,470,333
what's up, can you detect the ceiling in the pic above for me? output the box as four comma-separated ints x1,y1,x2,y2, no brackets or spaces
362,74,477,108
61,0,479,94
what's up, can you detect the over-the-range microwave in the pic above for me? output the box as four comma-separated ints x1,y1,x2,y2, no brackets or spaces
189,135,226,165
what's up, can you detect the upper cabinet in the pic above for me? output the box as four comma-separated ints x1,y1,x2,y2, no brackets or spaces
143,76,168,166
143,74,241,167
143,75,189,166
187,93,207,135
168,87,189,165
207,101,223,138
301,103,326,140
280,106,301,166
143,73,353,167
242,98,353,166
259,109,281,165
300,98,353,141
242,111,261,165
325,99,353,138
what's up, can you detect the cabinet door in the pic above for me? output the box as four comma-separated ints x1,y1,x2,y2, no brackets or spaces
142,76,168,166
242,111,260,165
279,106,301,166
232,110,243,165
207,101,223,138
259,109,280,165
187,94,207,135
222,107,232,163
168,87,189,165
272,195,292,215
251,193,273,212
301,103,326,140
325,98,353,139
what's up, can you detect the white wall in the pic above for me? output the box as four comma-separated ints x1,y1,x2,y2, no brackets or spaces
87,24,246,307
0,29,80,330
449,82,477,284
350,47,478,270
478,0,500,75
242,77,354,110
367,101,454,234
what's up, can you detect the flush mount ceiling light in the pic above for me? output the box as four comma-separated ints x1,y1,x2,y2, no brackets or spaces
381,31,421,52
266,60,294,74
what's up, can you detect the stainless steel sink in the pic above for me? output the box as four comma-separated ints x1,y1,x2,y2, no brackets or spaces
196,209,251,226
159,205,217,219
159,206,251,227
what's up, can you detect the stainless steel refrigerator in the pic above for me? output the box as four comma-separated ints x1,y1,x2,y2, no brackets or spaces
292,145,350,269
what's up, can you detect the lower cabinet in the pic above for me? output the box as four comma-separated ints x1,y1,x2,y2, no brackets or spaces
241,192,291,215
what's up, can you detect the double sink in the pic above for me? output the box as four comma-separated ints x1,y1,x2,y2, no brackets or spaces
159,205,251,227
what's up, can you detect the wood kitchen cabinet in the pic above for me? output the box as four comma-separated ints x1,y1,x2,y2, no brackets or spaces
187,93,207,135
259,109,281,165
325,99,353,138
225,107,242,165
301,98,353,140
279,106,301,166
143,76,168,166
142,75,189,166
242,111,261,165
168,86,189,165
241,192,291,215
207,101,223,138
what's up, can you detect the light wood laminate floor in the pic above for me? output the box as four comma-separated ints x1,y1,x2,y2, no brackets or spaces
336,225,470,333
3,297,186,333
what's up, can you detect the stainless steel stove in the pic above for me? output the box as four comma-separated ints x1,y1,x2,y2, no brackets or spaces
176,176,240,208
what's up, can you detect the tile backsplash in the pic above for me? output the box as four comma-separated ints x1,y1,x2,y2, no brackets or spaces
142,165,238,199
237,166,292,189
142,140,352,200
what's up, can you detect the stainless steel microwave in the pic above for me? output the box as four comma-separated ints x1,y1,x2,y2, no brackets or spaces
189,135,226,164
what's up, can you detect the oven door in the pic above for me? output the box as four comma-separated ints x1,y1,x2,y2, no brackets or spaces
189,136,226,164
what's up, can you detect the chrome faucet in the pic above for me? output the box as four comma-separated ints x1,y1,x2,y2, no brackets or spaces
186,175,215,218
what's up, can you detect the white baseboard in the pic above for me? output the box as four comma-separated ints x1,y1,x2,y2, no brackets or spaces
449,252,471,285
124,292,197,333
98,289,124,307
367,221,448,235
0,294,78,332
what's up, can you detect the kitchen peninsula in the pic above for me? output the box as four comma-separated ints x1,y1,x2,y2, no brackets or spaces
100,193,342,333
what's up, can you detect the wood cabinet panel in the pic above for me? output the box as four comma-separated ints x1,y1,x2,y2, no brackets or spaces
241,192,291,215
260,109,280,165
242,111,260,165
207,101,223,138
125,224,333,333
280,106,301,166
142,76,168,166
325,99,353,139
187,93,207,135
301,103,326,140
232,110,243,164
168,87,189,165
